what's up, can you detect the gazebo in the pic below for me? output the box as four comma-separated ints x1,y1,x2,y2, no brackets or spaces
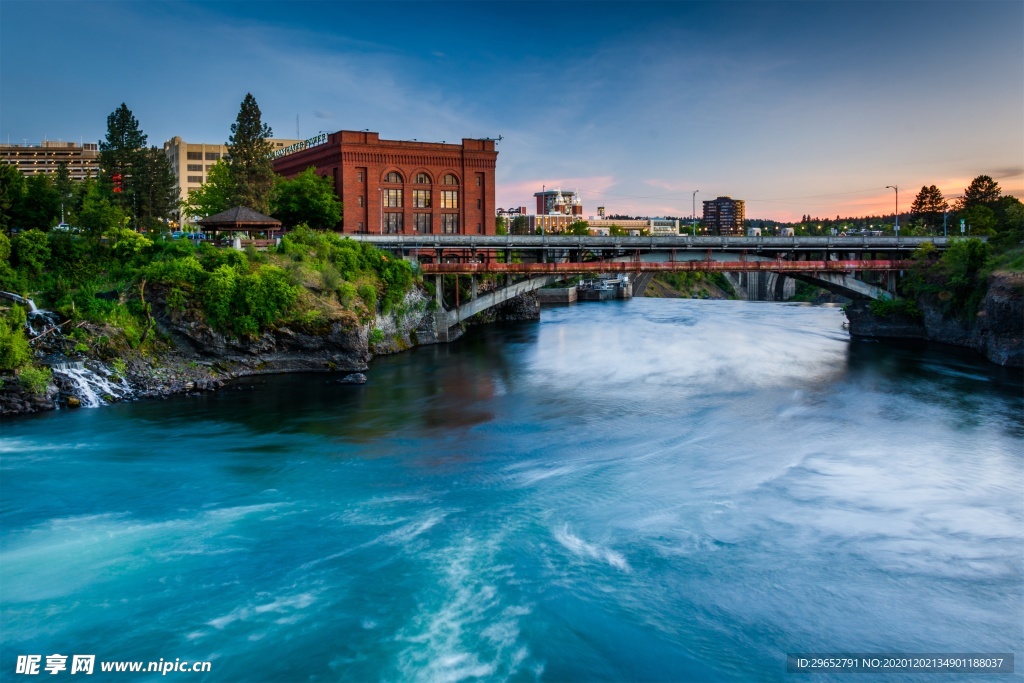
197,206,282,244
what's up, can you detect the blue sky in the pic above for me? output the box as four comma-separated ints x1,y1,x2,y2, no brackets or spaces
2,1,1021,221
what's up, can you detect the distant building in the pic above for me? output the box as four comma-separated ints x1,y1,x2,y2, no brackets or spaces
535,188,583,216
703,196,745,236
649,218,680,236
0,140,100,181
164,136,302,206
273,130,498,235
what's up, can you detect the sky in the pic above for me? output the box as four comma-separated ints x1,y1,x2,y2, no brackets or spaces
1,1,1021,222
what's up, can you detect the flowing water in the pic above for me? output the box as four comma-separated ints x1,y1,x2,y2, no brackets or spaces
2,299,1021,682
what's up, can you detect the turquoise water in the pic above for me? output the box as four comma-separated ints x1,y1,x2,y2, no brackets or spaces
2,299,1022,682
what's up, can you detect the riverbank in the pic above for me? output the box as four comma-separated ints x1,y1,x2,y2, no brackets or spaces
846,271,1024,367
0,287,541,418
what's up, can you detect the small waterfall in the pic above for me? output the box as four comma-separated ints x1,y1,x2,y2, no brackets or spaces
1,291,62,337
50,360,134,408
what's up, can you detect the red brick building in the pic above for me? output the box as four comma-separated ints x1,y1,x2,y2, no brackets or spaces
273,131,497,235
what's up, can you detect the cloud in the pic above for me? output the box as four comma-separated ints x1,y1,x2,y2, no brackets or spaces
313,110,335,119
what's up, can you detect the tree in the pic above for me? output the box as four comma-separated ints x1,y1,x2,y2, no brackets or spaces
134,147,179,231
956,175,1001,210
510,215,530,234
54,163,76,220
99,103,148,220
567,219,590,235
495,216,507,235
183,161,233,220
227,93,275,213
0,164,25,235
958,205,997,236
77,179,127,236
271,167,342,229
910,185,947,231
15,174,61,230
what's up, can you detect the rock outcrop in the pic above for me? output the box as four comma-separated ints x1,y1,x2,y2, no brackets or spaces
847,272,1023,366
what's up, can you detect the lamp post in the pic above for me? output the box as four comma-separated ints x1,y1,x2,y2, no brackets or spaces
692,190,699,237
885,185,899,236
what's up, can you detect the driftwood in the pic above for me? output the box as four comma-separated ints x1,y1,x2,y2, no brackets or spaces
29,319,86,344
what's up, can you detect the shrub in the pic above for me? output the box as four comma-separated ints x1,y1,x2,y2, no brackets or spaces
369,328,385,345
0,306,32,371
357,283,377,311
18,365,52,396
869,298,922,319
202,264,238,331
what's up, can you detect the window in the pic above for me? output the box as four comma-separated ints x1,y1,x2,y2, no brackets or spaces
187,175,203,183
357,171,363,182
476,198,481,209
187,164,203,172
358,222,364,232
477,222,483,234
413,190,431,208
384,213,403,233
383,189,402,208
186,151,203,160
358,195,364,207
384,171,403,183
442,214,459,234
205,152,220,161
415,213,431,234
441,190,458,209
442,174,459,185
414,172,431,184
476,175,482,186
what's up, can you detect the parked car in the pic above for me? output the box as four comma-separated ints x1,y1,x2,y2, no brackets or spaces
53,223,81,233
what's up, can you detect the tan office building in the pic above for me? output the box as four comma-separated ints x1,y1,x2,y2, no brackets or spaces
163,136,302,205
0,140,100,181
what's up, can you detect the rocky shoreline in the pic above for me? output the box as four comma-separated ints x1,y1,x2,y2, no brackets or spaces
1,289,542,418
845,272,1024,367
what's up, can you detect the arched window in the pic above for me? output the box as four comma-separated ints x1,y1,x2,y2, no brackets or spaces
384,171,403,183
442,173,459,185
414,172,432,184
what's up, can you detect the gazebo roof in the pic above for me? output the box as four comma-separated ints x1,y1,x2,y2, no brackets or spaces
197,206,282,230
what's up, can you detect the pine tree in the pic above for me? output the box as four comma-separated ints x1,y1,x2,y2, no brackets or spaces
135,147,179,230
956,175,1001,210
227,93,275,213
99,103,148,223
910,185,947,231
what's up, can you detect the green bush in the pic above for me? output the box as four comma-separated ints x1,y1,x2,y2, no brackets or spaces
202,264,238,331
357,283,377,311
369,328,385,345
0,306,32,371
869,298,922,318
18,365,52,396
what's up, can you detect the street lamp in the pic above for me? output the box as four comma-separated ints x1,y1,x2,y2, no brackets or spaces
885,185,899,236
692,190,699,237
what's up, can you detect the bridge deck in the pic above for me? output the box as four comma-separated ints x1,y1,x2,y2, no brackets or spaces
421,259,914,275
350,234,951,252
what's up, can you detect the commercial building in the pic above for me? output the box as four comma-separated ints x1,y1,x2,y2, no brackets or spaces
534,189,582,216
273,130,498,235
702,196,745,236
0,140,100,181
163,136,302,205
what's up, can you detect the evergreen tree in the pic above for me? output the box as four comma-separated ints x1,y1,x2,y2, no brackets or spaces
910,185,947,231
16,174,61,230
54,163,76,221
227,93,275,213
99,103,148,222
0,164,26,235
135,147,179,231
956,175,1001,210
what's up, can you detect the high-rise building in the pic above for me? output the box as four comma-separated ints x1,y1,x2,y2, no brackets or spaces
0,140,100,181
702,196,745,236
273,130,498,235
534,188,582,216
164,136,302,206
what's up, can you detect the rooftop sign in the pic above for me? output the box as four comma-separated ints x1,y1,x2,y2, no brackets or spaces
270,132,328,160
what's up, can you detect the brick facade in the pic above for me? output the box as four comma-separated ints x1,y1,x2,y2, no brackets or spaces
273,131,497,235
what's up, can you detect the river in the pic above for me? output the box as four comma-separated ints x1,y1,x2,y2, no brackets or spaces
2,299,1022,682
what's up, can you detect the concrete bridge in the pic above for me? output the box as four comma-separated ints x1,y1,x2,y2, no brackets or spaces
348,234,951,339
